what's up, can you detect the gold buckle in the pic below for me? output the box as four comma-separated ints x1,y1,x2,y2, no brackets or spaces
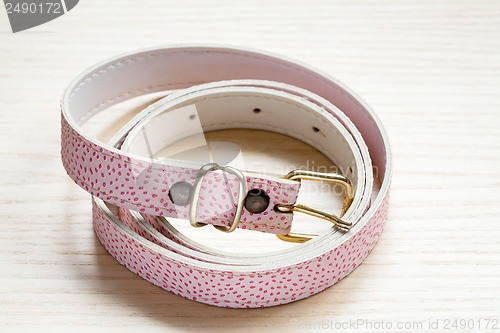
275,169,354,243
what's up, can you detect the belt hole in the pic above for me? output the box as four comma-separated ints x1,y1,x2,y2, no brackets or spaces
312,126,320,133
253,108,262,114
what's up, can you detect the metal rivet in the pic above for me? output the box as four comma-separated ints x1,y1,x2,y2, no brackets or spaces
244,189,270,214
168,181,192,206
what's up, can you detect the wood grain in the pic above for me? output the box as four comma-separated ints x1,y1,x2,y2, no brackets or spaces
1,0,499,332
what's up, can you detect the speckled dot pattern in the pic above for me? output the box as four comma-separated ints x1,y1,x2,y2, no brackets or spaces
61,117,299,235
92,193,389,308
61,46,392,309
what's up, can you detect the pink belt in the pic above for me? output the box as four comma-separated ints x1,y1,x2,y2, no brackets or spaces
61,46,392,308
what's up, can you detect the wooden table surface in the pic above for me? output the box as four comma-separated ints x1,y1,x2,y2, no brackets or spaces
1,1,499,332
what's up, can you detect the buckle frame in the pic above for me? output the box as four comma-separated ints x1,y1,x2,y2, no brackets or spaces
275,169,354,243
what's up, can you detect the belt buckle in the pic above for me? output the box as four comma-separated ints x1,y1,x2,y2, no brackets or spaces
189,165,353,242
275,169,354,243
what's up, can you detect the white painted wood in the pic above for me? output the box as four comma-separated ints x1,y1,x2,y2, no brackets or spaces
1,1,499,331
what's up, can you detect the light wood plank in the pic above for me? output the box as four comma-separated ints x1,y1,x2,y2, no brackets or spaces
1,1,499,331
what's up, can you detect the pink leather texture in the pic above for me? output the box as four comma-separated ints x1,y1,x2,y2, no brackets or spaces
92,194,389,307
61,116,300,234
61,45,392,308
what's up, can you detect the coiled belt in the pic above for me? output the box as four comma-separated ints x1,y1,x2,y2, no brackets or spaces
61,46,391,308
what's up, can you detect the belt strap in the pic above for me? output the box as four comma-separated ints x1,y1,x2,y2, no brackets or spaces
61,45,392,308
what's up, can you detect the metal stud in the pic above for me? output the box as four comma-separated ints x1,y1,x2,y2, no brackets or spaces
244,189,270,214
168,181,192,206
